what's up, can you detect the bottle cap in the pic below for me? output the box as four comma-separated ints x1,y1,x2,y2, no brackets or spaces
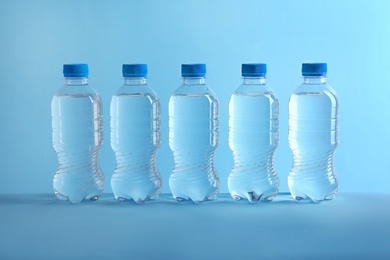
242,63,267,77
63,64,89,77
123,64,148,77
302,63,327,76
181,64,206,77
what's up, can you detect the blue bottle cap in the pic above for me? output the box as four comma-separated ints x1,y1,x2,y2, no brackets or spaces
122,64,148,77
242,63,267,77
181,64,206,77
302,63,327,76
63,64,89,77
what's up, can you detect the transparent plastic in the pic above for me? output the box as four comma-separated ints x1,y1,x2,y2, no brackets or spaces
51,77,104,203
110,77,162,203
228,77,279,202
288,76,339,203
169,77,220,203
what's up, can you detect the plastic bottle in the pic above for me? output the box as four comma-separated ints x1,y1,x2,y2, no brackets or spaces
288,63,339,203
168,64,219,203
110,64,162,203
228,64,279,203
51,64,104,203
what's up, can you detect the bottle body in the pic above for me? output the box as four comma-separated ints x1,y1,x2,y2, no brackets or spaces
110,77,161,203
52,73,104,203
288,74,339,203
228,77,279,203
169,70,219,203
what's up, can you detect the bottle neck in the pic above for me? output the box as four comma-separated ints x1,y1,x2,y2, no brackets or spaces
65,77,88,85
183,77,205,85
243,77,266,84
124,77,147,85
303,76,326,84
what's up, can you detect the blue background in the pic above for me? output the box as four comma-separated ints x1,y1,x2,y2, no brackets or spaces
1,0,390,195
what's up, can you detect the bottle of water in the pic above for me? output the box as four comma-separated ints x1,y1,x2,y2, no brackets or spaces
169,64,219,203
288,63,339,203
110,64,162,203
228,64,279,203
51,64,104,203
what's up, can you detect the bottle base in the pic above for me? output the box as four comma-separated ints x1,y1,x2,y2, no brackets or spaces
171,188,219,204
111,171,162,204
169,171,220,204
115,193,160,204
53,172,104,204
291,191,337,203
230,191,277,203
173,195,217,204
288,172,338,203
54,191,101,204
228,172,279,203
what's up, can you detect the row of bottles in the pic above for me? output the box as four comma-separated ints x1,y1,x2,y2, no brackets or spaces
51,63,339,204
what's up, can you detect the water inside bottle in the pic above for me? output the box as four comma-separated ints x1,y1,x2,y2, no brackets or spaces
169,93,219,203
52,93,104,203
110,93,161,203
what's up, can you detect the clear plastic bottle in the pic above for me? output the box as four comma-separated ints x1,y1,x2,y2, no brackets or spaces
51,64,104,203
228,64,279,203
110,64,162,203
288,63,339,203
168,64,219,203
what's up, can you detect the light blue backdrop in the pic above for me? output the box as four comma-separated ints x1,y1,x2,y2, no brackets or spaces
0,0,389,194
